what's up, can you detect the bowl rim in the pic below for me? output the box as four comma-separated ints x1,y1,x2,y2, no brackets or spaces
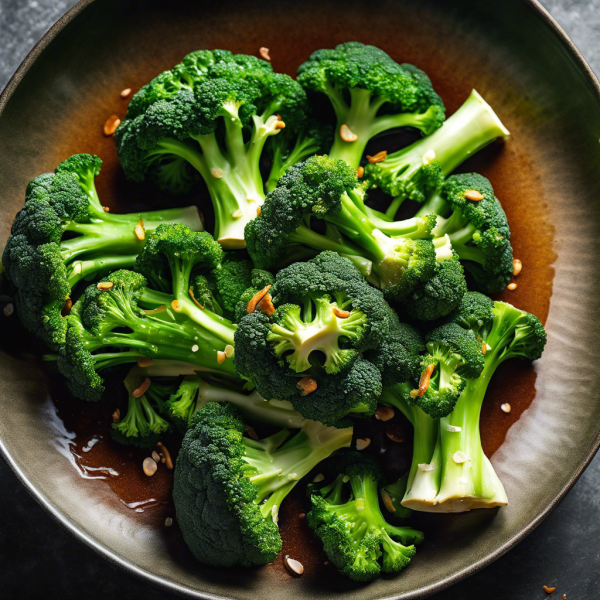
1,0,600,598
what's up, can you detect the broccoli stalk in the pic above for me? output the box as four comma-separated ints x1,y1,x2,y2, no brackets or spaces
366,90,510,213
111,370,172,448
297,42,445,169
164,374,308,433
383,296,547,512
173,402,352,567
244,420,352,523
308,451,423,581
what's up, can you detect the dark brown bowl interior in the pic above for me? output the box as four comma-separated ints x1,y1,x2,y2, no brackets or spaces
1,0,600,598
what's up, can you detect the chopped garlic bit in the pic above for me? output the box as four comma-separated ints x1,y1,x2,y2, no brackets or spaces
453,451,469,464
501,403,511,413
422,149,436,165
191,344,199,352
446,425,462,432
418,463,436,472
271,504,279,524
210,167,223,178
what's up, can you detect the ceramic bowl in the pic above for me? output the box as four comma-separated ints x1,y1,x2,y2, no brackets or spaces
1,0,600,598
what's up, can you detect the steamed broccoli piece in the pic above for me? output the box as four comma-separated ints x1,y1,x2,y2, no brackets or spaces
134,223,235,343
365,90,509,215
116,49,309,248
234,267,276,323
1,154,202,350
164,374,307,434
245,155,444,303
422,173,514,294
385,295,547,512
211,255,253,318
401,252,467,321
307,450,423,581
265,118,334,191
381,476,413,520
57,269,237,402
297,42,445,169
405,323,485,418
235,252,419,426
173,401,352,567
111,370,172,448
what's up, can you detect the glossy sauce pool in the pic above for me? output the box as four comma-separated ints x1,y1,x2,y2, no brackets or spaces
8,9,556,579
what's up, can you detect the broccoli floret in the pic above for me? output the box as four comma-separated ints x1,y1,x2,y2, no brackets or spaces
234,268,276,323
297,42,445,169
134,223,236,343
365,90,509,215
245,155,443,303
381,476,414,520
401,252,467,321
163,374,307,434
190,274,223,316
111,370,172,448
235,252,420,426
265,118,334,191
56,269,237,401
211,255,253,317
384,300,546,512
307,450,423,581
426,173,513,294
116,50,310,248
173,401,352,567
2,154,203,349
406,323,485,418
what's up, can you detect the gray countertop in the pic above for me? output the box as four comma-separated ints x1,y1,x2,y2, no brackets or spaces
0,1,599,598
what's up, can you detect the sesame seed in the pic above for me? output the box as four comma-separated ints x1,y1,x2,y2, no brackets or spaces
120,88,132,98
192,344,199,352
142,457,157,476
210,167,223,178
284,555,304,576
225,344,234,358
453,451,469,464
507,282,518,290
165,517,173,527
501,403,511,413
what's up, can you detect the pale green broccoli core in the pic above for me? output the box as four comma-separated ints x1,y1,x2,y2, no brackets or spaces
267,294,366,374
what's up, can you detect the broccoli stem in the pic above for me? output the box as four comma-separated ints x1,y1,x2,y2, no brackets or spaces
59,205,203,262
328,87,439,169
383,90,510,218
244,421,353,519
67,254,140,288
146,112,280,249
266,136,324,192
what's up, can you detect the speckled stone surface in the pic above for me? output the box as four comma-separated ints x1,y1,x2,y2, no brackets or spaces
0,1,599,599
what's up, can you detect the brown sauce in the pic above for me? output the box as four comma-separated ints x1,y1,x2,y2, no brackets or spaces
10,3,556,576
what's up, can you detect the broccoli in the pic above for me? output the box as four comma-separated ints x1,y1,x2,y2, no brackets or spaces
173,401,352,567
297,42,445,169
384,295,547,512
210,254,253,318
419,173,514,294
234,267,276,324
56,269,237,402
307,450,423,581
401,251,467,321
134,223,236,343
245,155,452,303
402,323,485,418
265,118,333,191
111,369,172,448
116,50,309,248
190,274,223,316
163,374,307,434
380,475,413,520
235,252,421,426
1,154,202,349
365,90,509,214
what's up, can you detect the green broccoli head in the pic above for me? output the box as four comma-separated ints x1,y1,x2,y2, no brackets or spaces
135,223,223,297
236,252,411,426
211,254,253,317
435,173,513,294
307,449,423,581
112,371,172,448
173,401,352,567
3,154,203,350
402,251,467,321
234,268,277,324
297,42,445,169
407,323,485,418
116,49,310,247
442,291,495,337
191,274,223,316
